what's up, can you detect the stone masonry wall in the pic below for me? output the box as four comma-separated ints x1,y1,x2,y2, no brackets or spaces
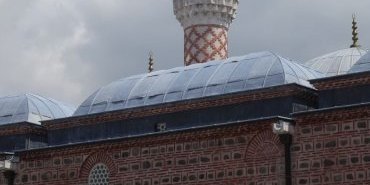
13,120,285,185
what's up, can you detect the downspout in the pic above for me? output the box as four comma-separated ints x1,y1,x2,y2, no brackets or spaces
279,134,292,185
272,119,294,185
3,170,16,185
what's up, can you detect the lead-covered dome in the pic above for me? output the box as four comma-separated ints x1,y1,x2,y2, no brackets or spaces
74,51,323,116
348,51,370,74
304,48,367,77
0,94,75,126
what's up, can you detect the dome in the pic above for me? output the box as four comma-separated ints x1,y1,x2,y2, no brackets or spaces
348,51,370,74
0,94,76,126
304,47,367,77
74,51,323,116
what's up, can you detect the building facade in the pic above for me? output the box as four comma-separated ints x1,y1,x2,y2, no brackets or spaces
1,1,370,185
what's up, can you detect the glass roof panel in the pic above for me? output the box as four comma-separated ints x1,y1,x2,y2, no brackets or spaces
182,64,219,99
93,81,126,105
110,77,143,103
284,60,308,80
75,51,322,116
225,80,245,93
284,73,300,84
186,64,219,90
264,74,285,87
305,48,366,77
147,71,180,98
247,56,276,78
90,102,108,114
207,62,239,86
79,90,99,107
0,94,75,125
204,84,226,96
244,77,265,90
28,98,47,116
349,52,370,73
166,68,199,93
339,56,353,74
228,59,254,83
266,58,283,76
128,75,160,100
0,96,23,117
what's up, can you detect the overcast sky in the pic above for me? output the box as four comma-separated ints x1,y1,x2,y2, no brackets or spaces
0,0,369,107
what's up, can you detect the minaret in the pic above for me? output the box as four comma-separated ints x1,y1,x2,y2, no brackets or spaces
173,0,239,66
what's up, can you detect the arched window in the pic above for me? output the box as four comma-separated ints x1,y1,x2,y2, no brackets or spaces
88,163,109,185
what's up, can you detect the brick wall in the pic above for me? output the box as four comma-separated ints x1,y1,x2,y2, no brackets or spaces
11,104,370,185
292,106,370,185
0,123,46,136
311,72,370,91
14,119,285,185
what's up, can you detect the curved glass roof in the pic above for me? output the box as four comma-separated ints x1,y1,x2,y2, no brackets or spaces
304,47,367,77
74,51,323,116
348,51,370,74
0,94,75,126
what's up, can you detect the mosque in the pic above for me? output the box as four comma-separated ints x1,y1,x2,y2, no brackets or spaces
1,0,370,184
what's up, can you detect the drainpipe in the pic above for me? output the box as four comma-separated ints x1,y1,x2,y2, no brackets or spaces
273,119,294,185
279,134,292,185
3,170,16,185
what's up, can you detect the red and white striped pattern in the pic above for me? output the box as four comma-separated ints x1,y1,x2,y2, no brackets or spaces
184,25,228,66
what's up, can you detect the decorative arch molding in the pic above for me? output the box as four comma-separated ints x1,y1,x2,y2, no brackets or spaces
245,130,283,160
80,151,118,178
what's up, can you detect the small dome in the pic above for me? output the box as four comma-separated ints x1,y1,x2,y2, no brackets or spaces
0,94,75,126
74,51,323,116
348,51,370,73
304,48,367,77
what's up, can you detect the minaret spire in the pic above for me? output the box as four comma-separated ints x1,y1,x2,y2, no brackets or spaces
148,51,154,73
350,14,360,48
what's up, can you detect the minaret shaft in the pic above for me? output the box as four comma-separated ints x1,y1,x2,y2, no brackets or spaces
184,25,228,65
174,0,238,66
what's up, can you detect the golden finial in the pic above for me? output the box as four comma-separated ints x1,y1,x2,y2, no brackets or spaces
350,14,360,48
148,51,154,73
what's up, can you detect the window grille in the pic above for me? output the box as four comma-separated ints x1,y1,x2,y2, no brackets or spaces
88,163,109,185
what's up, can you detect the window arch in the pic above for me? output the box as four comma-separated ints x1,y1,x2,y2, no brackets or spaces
88,163,109,185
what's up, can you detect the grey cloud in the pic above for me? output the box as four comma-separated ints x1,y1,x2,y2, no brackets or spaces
0,0,369,107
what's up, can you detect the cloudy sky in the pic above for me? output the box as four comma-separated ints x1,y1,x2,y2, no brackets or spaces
0,0,369,107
